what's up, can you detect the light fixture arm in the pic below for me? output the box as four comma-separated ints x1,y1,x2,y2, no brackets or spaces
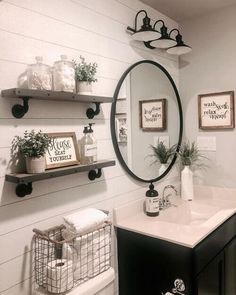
127,9,153,34
169,28,180,36
153,19,165,31
134,10,148,31
169,29,184,44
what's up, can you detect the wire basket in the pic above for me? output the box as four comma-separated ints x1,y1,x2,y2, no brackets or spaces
33,221,112,293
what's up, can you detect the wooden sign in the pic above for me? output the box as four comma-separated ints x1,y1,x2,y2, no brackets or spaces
45,132,79,169
198,91,234,130
139,99,166,131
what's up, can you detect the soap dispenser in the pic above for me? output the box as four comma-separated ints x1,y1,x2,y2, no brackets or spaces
145,183,160,217
80,124,97,165
88,123,97,162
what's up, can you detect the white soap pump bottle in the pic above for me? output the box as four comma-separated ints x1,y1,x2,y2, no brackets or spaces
88,123,97,163
80,126,93,165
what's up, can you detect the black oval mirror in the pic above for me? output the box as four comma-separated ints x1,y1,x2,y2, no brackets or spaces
111,60,183,184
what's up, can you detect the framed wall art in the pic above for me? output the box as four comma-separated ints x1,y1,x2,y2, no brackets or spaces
45,132,80,169
139,98,167,131
115,116,128,143
198,91,234,130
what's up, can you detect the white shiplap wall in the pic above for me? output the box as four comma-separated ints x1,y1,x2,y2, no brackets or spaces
0,0,179,294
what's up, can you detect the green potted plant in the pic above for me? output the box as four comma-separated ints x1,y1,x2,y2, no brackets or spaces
14,130,51,174
73,56,98,94
178,141,203,201
150,142,176,176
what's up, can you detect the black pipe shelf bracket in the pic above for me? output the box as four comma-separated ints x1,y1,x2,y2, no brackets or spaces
12,97,30,118
1,88,113,119
88,168,102,181
16,182,33,198
5,160,115,197
86,102,101,119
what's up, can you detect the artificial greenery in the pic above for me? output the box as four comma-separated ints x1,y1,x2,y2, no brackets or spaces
73,56,98,83
150,141,176,164
14,130,51,158
178,141,202,167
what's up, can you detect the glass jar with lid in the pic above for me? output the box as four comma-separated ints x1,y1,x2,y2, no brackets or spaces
27,56,52,90
53,55,75,92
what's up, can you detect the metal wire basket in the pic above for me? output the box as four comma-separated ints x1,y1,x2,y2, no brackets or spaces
33,221,112,293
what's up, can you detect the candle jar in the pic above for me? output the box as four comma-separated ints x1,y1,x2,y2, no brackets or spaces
27,56,52,90
53,55,75,92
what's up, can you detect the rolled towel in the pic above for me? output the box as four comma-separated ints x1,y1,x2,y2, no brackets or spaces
63,208,108,236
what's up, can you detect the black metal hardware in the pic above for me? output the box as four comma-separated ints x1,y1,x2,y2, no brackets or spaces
110,60,183,184
15,182,32,198
88,168,102,181
86,102,101,119
12,97,30,118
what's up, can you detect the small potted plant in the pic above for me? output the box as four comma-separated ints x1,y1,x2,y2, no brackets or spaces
14,130,51,174
178,141,204,201
74,56,98,94
150,142,176,176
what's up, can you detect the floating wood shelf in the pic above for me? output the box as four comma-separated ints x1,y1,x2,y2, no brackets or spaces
1,88,113,119
5,160,115,198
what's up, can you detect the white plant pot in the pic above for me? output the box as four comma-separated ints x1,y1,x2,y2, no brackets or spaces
26,156,46,174
159,163,167,176
181,165,194,201
76,81,92,94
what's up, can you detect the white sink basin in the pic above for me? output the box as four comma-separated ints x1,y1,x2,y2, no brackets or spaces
157,202,220,226
113,186,236,247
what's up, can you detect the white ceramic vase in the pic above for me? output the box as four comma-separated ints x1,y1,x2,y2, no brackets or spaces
76,81,92,94
181,165,194,201
159,163,167,176
26,156,46,174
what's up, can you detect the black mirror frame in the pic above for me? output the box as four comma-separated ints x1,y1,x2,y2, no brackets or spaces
110,60,183,184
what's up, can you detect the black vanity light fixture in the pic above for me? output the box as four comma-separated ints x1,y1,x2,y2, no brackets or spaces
127,10,192,55
127,10,161,42
166,29,192,55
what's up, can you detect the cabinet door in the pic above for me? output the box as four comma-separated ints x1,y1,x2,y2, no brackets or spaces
196,252,224,295
225,237,236,295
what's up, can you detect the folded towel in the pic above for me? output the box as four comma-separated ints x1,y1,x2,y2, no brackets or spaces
63,208,108,236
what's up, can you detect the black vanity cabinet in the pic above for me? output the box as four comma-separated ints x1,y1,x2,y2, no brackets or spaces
116,213,236,295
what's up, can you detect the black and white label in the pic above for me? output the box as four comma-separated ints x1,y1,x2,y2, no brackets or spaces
84,144,97,157
146,197,159,213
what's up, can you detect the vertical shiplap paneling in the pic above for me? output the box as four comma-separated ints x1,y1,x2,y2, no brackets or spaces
0,0,180,294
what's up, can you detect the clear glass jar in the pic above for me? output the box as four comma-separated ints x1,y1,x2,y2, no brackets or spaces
27,56,52,90
53,55,75,92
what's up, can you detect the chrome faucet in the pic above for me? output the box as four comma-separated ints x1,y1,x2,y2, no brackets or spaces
160,185,178,210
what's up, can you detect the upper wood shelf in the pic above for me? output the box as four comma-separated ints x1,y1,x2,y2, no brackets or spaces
1,88,113,119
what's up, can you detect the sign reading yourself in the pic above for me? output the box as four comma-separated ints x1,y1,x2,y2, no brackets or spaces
198,91,234,129
139,98,166,131
45,132,79,169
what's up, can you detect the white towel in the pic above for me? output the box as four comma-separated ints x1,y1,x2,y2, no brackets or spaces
63,208,108,236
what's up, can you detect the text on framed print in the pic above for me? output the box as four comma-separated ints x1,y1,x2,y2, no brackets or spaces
198,91,234,129
139,98,167,131
45,132,80,169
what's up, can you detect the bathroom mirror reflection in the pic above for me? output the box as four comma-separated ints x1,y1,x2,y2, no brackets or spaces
111,60,183,183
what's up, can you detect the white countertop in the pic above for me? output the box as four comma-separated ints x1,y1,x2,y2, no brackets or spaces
113,185,236,248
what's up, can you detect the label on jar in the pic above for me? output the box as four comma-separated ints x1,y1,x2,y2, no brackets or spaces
145,196,159,213
84,144,97,157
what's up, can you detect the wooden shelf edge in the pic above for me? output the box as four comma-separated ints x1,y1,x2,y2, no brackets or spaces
5,160,116,184
1,88,113,103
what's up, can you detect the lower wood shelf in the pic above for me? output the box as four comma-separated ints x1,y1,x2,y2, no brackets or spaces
5,160,115,198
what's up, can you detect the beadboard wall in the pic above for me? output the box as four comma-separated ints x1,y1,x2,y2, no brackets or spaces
0,1,179,294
